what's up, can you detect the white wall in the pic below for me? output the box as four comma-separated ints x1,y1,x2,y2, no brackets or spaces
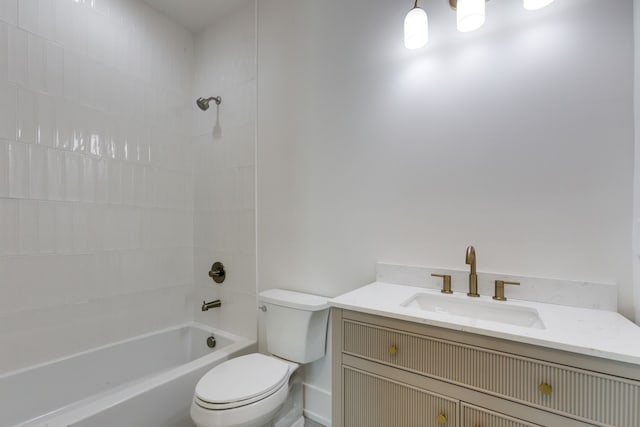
635,0,640,324
0,0,194,374
258,0,634,314
258,0,635,421
191,1,257,340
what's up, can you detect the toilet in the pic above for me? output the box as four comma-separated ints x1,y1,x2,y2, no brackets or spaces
190,289,330,427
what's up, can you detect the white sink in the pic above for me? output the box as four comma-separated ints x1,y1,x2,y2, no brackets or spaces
401,293,546,329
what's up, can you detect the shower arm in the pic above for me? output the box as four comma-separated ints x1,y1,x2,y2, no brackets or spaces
196,96,222,111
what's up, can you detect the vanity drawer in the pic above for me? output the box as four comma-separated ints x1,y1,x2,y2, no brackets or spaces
343,319,640,426
343,366,458,427
461,403,542,427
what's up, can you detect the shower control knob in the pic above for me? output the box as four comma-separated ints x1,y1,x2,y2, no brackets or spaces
208,262,226,284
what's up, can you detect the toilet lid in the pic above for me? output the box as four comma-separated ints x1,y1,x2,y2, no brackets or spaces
195,354,290,405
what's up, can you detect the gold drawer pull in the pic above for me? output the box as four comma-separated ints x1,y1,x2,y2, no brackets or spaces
437,413,447,424
539,382,553,396
388,345,398,356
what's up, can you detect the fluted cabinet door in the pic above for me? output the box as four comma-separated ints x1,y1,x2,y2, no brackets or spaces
343,367,458,427
462,403,542,427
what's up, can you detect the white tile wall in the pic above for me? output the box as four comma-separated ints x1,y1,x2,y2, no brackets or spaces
0,0,196,374
0,1,17,26
191,2,257,341
0,81,17,140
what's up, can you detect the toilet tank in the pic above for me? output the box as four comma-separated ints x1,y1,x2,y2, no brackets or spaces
259,289,330,364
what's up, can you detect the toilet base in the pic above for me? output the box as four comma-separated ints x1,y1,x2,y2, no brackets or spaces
272,371,303,427
289,416,305,427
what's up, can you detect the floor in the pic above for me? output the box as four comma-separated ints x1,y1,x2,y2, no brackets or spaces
304,419,326,427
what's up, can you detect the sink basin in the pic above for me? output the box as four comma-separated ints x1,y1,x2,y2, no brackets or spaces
401,293,545,329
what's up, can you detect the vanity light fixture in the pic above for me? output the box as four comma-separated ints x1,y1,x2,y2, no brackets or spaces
404,0,429,50
404,0,555,49
455,0,486,33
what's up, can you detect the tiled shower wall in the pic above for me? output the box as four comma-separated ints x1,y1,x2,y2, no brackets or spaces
0,0,195,373
191,1,257,340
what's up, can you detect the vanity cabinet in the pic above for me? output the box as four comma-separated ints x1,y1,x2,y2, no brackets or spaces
332,309,640,427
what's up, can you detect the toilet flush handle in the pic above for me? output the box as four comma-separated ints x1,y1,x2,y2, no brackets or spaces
258,305,267,312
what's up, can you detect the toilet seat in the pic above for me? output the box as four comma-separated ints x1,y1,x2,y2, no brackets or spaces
194,353,291,410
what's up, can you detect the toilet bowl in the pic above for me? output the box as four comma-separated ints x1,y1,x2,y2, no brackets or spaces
190,354,298,427
190,289,330,427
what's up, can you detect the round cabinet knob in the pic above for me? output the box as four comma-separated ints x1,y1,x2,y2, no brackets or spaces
539,382,553,396
437,413,447,425
388,345,398,356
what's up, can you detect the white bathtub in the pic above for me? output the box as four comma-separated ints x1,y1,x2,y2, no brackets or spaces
0,323,255,427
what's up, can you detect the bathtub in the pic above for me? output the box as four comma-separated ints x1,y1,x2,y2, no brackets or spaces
0,323,255,427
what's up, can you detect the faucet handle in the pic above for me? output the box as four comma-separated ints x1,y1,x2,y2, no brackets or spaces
493,280,520,301
431,274,453,294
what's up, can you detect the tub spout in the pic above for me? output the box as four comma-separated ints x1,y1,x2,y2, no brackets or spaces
201,300,222,312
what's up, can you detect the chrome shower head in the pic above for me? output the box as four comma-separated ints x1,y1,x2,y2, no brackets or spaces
196,96,222,111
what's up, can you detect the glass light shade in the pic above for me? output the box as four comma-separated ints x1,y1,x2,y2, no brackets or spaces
457,0,485,33
404,7,429,50
523,0,555,11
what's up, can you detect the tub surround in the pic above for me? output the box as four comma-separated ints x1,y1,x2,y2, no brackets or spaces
0,0,196,375
191,1,257,342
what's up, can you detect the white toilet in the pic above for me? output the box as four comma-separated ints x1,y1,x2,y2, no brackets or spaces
190,289,330,427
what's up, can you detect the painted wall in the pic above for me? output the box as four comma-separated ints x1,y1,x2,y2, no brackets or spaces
257,0,634,422
0,0,194,374
634,0,640,324
191,1,257,340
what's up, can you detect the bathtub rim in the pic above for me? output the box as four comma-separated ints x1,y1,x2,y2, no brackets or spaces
0,321,250,381
3,322,256,427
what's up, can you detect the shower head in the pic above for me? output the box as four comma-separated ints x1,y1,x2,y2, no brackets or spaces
196,96,222,111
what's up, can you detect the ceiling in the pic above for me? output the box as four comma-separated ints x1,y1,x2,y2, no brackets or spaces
143,0,244,33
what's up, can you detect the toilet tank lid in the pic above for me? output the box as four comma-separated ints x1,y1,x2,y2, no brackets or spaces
259,289,329,311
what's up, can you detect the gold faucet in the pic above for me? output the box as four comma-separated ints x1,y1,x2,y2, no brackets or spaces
493,280,520,301
465,245,479,297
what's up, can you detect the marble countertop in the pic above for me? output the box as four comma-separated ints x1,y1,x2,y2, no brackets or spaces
330,282,640,366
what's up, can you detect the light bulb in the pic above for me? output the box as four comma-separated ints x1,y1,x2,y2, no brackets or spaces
404,6,429,49
523,0,555,11
457,0,485,33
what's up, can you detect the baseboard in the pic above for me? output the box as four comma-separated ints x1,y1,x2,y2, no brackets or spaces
303,409,330,427
303,382,331,426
